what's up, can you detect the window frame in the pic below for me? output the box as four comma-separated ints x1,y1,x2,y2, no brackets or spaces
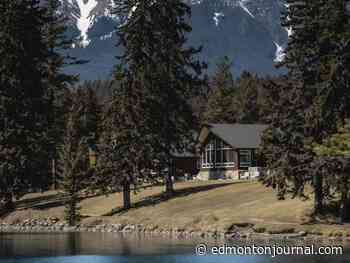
200,136,235,169
215,139,235,168
239,149,253,168
201,140,215,168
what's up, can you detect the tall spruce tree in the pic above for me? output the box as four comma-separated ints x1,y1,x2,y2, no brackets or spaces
312,120,350,222
114,0,206,196
43,0,82,189
261,1,326,212
75,86,101,144
203,57,236,123
262,0,350,215
204,67,268,125
60,91,90,226
95,68,157,209
0,0,51,209
261,78,309,200
235,72,262,124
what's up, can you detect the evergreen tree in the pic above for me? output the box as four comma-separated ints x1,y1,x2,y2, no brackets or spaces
261,78,309,200
203,67,268,125
188,81,210,123
114,0,206,196
43,0,83,189
261,1,325,210
0,0,51,209
262,0,350,215
55,87,101,190
94,68,156,209
60,92,89,226
313,120,350,222
75,86,102,144
203,57,236,123
235,72,262,123
80,79,114,104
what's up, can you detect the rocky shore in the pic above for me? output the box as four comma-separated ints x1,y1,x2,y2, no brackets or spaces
0,217,348,244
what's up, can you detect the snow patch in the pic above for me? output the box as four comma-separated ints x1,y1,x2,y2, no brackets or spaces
213,12,224,26
283,3,293,37
123,2,139,21
274,42,285,62
239,1,254,18
76,0,98,47
100,30,115,41
104,0,117,18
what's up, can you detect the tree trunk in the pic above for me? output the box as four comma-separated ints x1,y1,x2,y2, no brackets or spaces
165,174,174,195
165,159,174,196
340,192,348,223
314,173,324,215
2,192,14,213
123,180,131,210
52,158,57,190
340,178,350,223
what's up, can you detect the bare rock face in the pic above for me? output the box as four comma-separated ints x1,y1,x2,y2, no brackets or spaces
57,0,287,80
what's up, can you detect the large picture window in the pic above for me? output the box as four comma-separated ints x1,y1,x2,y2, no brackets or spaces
201,140,215,168
216,139,234,168
239,149,252,168
201,138,234,168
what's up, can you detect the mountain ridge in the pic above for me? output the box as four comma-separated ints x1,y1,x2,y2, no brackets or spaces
60,0,288,80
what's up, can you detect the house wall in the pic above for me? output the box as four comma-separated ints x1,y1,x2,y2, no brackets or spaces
197,148,263,180
174,157,199,177
197,150,239,180
196,124,266,180
197,168,240,180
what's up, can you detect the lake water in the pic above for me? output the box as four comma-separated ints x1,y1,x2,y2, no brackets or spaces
0,233,348,263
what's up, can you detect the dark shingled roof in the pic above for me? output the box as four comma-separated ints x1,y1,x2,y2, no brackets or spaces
207,124,268,149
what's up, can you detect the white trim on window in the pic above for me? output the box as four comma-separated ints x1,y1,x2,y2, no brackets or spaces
216,162,235,168
201,140,215,168
216,139,234,167
239,149,252,168
201,137,236,169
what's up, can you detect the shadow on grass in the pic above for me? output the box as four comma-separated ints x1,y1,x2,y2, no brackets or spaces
0,207,15,218
303,200,350,224
104,181,242,216
14,193,63,209
6,183,162,212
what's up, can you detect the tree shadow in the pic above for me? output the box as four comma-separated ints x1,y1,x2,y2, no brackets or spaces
0,208,14,218
4,183,163,213
304,200,350,224
1,181,243,217
14,193,63,209
104,181,241,216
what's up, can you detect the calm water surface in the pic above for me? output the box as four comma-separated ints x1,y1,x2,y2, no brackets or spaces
0,233,348,263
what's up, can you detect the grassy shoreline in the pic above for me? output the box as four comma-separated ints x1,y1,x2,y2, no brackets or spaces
1,180,350,240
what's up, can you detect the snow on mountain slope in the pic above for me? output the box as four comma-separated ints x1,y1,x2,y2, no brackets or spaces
274,42,285,62
239,0,255,18
62,0,288,80
75,0,98,47
213,12,224,26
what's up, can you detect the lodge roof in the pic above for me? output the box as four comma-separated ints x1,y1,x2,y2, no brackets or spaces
199,123,268,149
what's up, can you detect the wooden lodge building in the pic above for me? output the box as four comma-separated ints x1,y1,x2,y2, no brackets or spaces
196,124,268,180
87,123,268,181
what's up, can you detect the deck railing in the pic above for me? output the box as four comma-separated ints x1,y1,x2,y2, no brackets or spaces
239,167,262,180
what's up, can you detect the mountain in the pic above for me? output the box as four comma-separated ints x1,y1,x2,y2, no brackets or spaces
60,0,288,80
